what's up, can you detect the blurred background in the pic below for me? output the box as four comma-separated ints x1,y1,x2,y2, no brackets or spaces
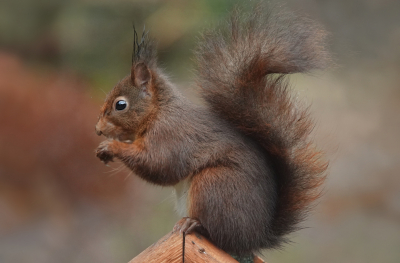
0,0,399,262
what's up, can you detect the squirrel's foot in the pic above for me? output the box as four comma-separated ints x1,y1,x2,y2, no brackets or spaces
173,217,202,235
96,140,115,164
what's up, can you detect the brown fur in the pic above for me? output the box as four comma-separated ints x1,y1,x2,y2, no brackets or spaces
95,3,328,256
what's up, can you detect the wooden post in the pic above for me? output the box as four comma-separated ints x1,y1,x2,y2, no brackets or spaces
128,230,266,263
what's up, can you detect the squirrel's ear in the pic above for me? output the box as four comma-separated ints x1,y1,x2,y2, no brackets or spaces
131,63,151,88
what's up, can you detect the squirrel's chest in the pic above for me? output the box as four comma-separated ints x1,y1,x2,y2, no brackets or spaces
173,177,191,217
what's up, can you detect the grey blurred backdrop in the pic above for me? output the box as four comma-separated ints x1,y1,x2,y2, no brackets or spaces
0,0,399,262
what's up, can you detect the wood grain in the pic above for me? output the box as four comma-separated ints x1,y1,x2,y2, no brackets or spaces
129,231,182,263
128,230,266,263
183,231,238,263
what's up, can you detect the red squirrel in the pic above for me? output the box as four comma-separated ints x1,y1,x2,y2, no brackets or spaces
95,3,328,257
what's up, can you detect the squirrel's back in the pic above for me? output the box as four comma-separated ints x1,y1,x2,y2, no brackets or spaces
195,3,328,249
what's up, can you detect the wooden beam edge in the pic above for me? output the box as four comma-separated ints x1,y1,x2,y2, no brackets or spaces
128,230,266,263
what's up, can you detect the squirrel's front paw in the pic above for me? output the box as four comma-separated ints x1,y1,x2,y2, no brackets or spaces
96,140,115,164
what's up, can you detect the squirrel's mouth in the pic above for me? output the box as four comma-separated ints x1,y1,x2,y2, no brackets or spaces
104,133,134,144
115,137,133,144
103,134,133,144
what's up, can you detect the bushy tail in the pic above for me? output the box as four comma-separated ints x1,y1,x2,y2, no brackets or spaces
196,4,328,248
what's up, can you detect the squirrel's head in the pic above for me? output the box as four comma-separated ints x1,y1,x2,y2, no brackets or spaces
95,62,155,143
96,27,160,143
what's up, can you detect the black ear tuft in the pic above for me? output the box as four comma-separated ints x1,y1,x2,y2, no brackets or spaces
131,62,151,87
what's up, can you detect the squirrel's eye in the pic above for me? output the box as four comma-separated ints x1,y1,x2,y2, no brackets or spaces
115,100,127,111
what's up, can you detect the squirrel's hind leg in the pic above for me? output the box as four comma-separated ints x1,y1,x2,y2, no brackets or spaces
188,166,270,255
173,217,202,235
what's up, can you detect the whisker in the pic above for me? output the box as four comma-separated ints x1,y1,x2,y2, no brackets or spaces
124,170,134,181
104,163,126,177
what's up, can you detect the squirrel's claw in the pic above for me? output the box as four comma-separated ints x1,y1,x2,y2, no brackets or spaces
173,217,202,235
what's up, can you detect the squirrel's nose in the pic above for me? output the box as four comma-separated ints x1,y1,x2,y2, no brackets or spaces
95,128,102,136
95,123,103,136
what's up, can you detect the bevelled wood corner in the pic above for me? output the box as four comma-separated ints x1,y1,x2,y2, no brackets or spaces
128,230,266,263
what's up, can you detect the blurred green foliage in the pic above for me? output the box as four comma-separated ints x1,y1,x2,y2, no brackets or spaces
0,0,246,91
2,0,399,90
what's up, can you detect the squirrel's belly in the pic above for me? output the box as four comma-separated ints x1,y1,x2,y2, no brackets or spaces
173,177,191,217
